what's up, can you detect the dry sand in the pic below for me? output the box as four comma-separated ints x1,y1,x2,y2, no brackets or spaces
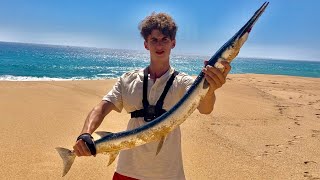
0,74,319,180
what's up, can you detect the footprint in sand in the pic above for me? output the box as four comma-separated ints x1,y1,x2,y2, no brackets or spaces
303,161,319,180
288,116,301,126
309,100,320,106
255,149,271,160
303,171,320,180
288,140,296,145
294,135,303,139
303,172,312,178
261,144,285,157
304,161,317,165
276,105,290,115
295,121,301,126
303,172,320,179
288,135,303,145
311,130,320,138
257,136,303,159
288,116,304,126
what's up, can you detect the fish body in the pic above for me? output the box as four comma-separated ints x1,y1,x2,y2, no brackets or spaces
56,2,269,177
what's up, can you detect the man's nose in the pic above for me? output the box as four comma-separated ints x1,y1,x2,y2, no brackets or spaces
156,40,167,47
156,42,163,47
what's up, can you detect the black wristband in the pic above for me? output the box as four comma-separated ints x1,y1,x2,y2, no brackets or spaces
77,133,97,155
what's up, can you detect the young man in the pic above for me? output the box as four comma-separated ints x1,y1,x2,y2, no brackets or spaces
73,12,231,180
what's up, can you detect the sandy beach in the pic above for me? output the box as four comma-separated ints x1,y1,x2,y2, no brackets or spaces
0,74,319,180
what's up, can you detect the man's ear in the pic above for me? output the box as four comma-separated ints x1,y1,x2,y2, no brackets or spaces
171,39,176,49
144,41,149,50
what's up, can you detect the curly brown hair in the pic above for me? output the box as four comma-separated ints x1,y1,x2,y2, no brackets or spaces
139,12,178,41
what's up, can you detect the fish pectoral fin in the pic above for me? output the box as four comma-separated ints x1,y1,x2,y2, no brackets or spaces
94,131,113,139
107,151,119,166
156,136,166,155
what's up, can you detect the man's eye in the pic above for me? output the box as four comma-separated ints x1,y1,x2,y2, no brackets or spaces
163,38,169,42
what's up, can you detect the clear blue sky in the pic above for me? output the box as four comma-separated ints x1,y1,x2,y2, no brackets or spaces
0,0,319,61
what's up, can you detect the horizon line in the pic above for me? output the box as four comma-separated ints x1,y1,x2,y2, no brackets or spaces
1,40,319,62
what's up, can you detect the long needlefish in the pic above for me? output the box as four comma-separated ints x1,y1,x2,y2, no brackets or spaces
56,2,269,176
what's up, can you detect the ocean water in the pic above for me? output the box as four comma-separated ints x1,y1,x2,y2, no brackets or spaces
0,41,319,81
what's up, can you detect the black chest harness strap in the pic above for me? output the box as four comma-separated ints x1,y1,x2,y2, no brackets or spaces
130,68,179,122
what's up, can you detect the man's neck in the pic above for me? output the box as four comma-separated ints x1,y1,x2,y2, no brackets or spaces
148,62,170,80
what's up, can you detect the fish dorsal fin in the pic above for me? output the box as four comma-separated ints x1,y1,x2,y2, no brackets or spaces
107,151,119,166
156,136,166,155
94,131,112,139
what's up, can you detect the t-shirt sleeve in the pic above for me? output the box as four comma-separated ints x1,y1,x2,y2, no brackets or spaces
102,76,124,112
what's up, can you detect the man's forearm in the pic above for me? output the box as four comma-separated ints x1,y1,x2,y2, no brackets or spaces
80,101,115,134
81,108,105,134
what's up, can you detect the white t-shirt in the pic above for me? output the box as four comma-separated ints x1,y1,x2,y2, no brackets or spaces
103,67,194,180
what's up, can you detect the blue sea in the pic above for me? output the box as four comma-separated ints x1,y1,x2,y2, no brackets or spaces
0,41,319,81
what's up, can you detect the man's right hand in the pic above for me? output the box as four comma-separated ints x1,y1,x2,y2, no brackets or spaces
73,139,93,156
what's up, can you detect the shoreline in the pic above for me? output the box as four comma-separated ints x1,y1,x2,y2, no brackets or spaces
0,73,319,82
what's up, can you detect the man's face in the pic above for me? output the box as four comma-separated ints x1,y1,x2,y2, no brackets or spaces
144,29,176,62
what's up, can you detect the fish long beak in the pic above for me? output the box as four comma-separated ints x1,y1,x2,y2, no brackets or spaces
207,2,269,66
238,1,269,38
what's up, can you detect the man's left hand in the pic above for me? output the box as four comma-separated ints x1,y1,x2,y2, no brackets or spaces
202,61,231,95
